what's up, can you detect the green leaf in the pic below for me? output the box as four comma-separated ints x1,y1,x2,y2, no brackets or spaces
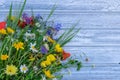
77,62,82,71
46,5,56,21
7,3,12,27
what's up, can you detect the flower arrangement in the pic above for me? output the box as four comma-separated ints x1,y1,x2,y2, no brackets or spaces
0,0,82,80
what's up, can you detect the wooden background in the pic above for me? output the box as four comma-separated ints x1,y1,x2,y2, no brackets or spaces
0,0,120,80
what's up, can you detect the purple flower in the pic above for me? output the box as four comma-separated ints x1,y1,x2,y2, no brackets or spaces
40,46,48,54
22,13,31,24
22,13,28,19
25,17,31,24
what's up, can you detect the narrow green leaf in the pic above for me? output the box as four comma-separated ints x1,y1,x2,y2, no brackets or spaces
46,4,56,21
7,3,12,27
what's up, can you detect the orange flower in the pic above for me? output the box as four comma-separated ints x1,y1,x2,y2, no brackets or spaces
1,54,9,60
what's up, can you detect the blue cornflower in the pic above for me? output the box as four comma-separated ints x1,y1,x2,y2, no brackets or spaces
54,23,61,31
46,29,52,36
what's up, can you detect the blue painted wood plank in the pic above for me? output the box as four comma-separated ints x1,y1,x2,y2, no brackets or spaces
3,0,120,11
0,11,120,29
1,0,120,80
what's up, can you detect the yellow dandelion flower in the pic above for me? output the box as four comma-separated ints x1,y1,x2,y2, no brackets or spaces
13,42,24,51
47,54,56,62
7,27,14,34
44,70,54,78
55,44,63,53
0,29,7,34
5,65,18,76
1,54,9,60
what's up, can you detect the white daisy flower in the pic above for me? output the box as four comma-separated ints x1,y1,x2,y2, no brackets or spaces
30,43,38,53
20,64,28,73
24,32,35,41
35,22,41,27
33,66,38,73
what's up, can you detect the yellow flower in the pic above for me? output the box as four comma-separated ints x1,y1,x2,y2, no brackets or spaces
1,54,9,60
7,27,14,34
29,55,35,61
47,54,56,62
5,65,18,76
41,60,51,67
55,44,63,53
47,36,55,43
0,29,7,34
41,61,47,67
44,70,54,78
44,60,51,66
13,42,24,51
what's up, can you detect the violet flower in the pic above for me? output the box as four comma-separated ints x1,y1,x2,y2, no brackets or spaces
40,46,48,54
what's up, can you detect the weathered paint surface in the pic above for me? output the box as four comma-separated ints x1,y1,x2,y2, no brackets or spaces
0,0,120,80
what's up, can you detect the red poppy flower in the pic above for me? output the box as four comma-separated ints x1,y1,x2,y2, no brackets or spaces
0,21,6,30
62,50,71,60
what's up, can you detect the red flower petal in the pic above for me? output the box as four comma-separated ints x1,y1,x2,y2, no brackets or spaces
18,20,27,28
62,50,71,60
0,21,6,30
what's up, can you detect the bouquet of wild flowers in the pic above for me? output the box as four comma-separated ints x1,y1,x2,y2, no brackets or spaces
0,0,82,80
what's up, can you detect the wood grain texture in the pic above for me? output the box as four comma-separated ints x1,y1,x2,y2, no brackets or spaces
1,0,120,80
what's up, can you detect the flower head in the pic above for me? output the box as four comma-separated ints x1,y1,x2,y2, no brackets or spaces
30,43,38,53
29,55,35,61
20,64,28,73
44,70,54,78
41,61,47,67
7,27,14,34
0,29,7,34
24,32,35,41
47,54,56,62
1,54,9,60
18,20,27,28
5,65,18,76
62,50,71,60
54,23,61,31
55,44,63,53
40,46,48,54
33,66,38,73
13,42,24,51
40,60,51,68
44,60,51,66
0,21,6,29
